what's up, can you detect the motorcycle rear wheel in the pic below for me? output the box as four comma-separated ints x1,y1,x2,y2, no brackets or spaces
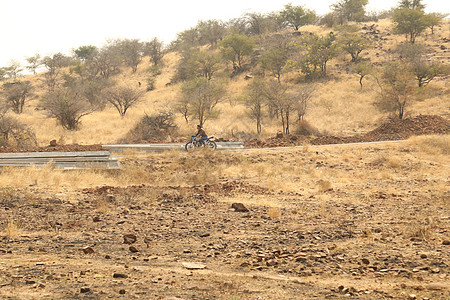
185,142,195,151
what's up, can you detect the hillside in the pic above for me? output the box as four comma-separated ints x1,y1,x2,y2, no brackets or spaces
1,17,449,300
4,18,450,147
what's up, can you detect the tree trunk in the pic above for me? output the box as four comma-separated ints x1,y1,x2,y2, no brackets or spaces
280,108,285,135
256,118,261,135
285,110,290,135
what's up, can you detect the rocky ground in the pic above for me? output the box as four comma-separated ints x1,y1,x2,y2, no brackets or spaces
0,138,449,299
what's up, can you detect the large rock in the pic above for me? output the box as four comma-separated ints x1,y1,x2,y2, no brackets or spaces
231,203,249,212
123,234,137,244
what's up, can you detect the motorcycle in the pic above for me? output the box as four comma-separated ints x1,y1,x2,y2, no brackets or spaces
185,136,217,151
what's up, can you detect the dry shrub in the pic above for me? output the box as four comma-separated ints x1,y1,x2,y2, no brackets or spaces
407,134,449,155
120,111,177,143
372,154,403,169
268,207,281,218
403,216,438,241
317,179,333,192
0,187,17,208
94,196,112,213
0,114,37,150
293,120,321,137
188,168,218,185
4,220,19,237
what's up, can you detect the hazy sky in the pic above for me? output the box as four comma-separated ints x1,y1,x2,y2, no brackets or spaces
0,0,448,68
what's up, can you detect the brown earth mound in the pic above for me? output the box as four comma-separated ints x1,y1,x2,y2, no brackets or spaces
0,144,103,153
246,115,449,148
245,134,309,148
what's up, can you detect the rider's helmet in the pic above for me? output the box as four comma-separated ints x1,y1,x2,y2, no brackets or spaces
197,124,202,129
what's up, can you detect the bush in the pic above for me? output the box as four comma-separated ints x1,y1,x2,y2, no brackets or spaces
0,114,37,149
146,77,156,91
121,112,177,143
293,120,321,137
40,88,92,130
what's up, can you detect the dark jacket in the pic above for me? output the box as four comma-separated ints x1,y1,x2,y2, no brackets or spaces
196,128,207,137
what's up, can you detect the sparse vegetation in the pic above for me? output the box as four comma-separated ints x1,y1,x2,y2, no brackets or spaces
0,5,448,299
0,113,37,148
122,111,177,143
40,87,92,130
104,85,145,118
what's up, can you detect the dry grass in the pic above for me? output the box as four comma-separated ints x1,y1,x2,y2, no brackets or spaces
407,134,450,155
4,220,19,238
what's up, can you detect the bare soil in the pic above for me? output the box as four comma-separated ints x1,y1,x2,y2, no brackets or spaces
0,141,448,299
0,144,103,154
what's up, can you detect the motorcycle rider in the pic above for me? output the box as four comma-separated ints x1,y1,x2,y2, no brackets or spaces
195,124,208,145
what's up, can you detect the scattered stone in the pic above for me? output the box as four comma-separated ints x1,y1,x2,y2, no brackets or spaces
82,246,94,254
231,203,249,212
106,194,116,202
93,216,101,222
49,139,57,147
113,273,128,279
431,268,440,273
105,255,111,259
442,240,450,245
409,294,417,299
144,237,151,248
420,254,427,259
426,283,446,290
123,234,137,244
129,246,139,253
182,262,206,270
80,287,91,293
25,280,36,285
119,289,126,294
362,258,370,265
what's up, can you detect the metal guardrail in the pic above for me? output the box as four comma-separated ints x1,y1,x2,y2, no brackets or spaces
0,151,121,170
102,142,245,153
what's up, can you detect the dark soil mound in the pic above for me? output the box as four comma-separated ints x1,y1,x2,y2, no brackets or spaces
245,134,309,148
364,114,450,140
0,144,103,153
247,115,449,148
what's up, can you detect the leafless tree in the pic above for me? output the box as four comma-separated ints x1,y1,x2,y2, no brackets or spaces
143,38,165,66
116,39,144,73
0,112,37,149
104,86,145,118
1,80,34,113
293,84,315,121
240,78,267,134
179,78,226,126
375,62,416,119
40,87,92,130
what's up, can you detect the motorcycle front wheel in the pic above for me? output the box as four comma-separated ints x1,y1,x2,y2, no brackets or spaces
207,141,217,150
